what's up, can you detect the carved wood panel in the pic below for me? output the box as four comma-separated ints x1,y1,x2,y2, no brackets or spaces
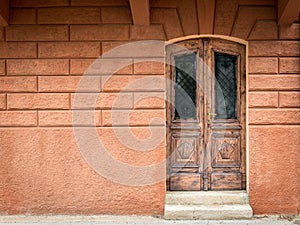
171,133,199,167
211,132,241,168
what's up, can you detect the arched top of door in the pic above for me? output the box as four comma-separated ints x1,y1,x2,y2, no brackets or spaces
166,35,247,47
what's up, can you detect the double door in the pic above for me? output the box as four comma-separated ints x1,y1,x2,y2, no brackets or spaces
166,38,246,191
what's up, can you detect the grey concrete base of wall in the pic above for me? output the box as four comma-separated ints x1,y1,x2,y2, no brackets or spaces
0,215,299,225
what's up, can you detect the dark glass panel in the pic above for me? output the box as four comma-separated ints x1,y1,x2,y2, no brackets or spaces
214,52,237,119
174,53,197,119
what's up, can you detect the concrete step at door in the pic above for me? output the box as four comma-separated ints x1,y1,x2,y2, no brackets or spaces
165,191,250,205
164,204,253,220
164,191,253,220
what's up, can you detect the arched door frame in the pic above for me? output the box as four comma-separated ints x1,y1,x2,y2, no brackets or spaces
165,35,249,192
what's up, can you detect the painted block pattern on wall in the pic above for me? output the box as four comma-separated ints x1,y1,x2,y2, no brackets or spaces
0,0,299,216
0,0,166,216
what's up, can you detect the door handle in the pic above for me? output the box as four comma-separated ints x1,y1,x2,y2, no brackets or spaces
207,108,216,125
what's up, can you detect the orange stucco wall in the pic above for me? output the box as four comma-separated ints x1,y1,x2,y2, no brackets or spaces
0,0,299,216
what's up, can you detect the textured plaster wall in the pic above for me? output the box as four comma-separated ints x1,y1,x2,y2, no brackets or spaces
0,0,299,216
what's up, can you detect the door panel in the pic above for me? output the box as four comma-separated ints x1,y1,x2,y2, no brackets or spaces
170,173,202,191
171,133,199,167
166,38,246,191
211,172,242,190
207,38,246,190
169,132,201,191
211,131,241,168
210,130,242,190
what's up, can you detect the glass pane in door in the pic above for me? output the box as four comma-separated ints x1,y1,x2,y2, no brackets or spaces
214,52,237,119
174,53,197,120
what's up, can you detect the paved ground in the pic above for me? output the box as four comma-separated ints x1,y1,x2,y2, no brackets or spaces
0,215,299,225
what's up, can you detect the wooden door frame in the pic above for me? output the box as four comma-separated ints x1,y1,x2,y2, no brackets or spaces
165,35,249,192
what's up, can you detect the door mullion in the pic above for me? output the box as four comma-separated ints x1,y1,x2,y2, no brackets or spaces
202,38,212,191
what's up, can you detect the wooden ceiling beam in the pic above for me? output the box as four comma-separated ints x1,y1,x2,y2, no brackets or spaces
0,0,9,26
129,0,150,26
278,0,300,25
197,0,216,34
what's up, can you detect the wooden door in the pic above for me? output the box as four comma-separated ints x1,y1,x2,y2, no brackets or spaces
166,38,246,191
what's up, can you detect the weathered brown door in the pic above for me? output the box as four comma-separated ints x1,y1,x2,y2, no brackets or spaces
166,38,246,191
